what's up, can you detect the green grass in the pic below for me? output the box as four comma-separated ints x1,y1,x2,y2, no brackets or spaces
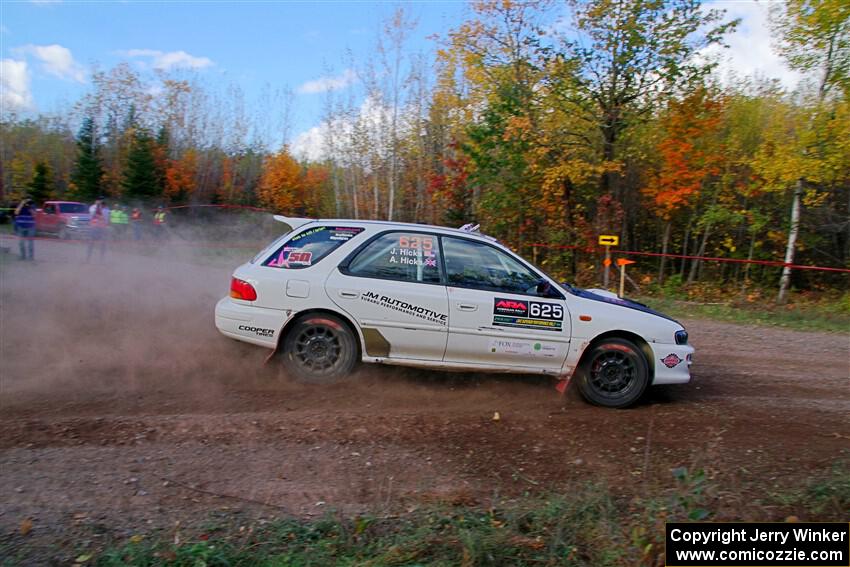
93,488,625,567
78,463,850,566
638,295,850,333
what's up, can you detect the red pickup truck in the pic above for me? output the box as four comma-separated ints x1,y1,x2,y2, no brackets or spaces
35,201,91,239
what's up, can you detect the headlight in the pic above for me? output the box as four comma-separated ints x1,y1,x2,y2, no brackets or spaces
675,330,688,345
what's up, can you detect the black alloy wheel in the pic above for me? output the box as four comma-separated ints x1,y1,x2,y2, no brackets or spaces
576,338,649,408
283,314,358,382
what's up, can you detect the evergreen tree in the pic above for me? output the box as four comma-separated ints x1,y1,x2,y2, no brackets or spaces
154,125,170,196
27,162,53,204
71,117,104,201
122,128,161,200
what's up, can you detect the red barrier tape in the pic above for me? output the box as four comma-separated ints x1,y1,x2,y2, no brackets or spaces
0,235,263,249
528,243,850,274
164,204,270,213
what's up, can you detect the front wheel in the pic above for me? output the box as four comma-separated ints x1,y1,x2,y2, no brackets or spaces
282,314,358,382
575,338,649,408
57,225,68,239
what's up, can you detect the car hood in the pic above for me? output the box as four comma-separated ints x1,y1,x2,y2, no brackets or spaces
564,286,679,324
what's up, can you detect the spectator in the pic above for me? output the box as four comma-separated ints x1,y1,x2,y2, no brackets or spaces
87,197,109,262
153,206,168,239
112,204,129,239
130,207,143,240
14,197,36,261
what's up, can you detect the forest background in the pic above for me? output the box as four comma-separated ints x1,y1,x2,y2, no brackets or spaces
2,0,848,303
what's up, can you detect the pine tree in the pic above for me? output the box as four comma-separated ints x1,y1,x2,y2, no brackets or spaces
122,128,161,200
71,117,104,201
154,125,170,196
27,162,53,204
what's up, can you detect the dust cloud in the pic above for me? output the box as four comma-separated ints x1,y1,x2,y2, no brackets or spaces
0,211,282,405
0,209,560,418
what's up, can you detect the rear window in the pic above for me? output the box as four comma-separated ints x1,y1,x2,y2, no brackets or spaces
59,203,88,214
263,226,364,269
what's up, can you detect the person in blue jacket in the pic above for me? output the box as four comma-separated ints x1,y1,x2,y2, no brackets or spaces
14,197,36,261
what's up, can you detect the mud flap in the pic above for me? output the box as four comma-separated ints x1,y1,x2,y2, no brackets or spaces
263,348,278,365
555,376,571,394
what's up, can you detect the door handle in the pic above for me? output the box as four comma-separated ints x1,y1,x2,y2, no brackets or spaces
339,290,359,299
457,304,478,312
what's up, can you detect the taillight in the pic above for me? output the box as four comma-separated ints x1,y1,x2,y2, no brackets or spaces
230,277,257,301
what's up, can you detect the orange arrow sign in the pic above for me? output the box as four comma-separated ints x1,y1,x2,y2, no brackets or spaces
616,258,636,267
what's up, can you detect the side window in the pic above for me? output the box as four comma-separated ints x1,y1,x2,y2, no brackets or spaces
347,232,442,284
263,226,363,269
44,204,55,214
443,237,546,296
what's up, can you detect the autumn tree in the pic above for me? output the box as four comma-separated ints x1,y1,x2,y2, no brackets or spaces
257,149,324,217
769,0,849,302
164,150,197,204
644,88,724,282
549,0,738,241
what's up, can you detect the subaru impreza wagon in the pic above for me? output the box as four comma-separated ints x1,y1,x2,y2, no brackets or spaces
215,217,693,408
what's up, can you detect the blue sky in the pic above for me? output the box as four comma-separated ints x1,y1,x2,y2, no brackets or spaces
1,0,799,155
1,1,469,136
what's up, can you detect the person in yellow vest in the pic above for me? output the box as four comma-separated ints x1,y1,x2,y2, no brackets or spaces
113,205,129,239
109,204,121,240
153,206,168,239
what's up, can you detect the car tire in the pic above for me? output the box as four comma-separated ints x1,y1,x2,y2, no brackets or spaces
57,225,68,239
282,314,358,382
576,338,649,408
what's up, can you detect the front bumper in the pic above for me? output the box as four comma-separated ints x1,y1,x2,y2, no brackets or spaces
215,297,289,349
649,343,694,385
66,225,90,237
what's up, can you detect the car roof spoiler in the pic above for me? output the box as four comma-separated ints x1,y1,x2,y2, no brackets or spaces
273,215,314,230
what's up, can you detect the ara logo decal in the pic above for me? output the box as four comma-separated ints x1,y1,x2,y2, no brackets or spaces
493,298,529,316
661,353,682,368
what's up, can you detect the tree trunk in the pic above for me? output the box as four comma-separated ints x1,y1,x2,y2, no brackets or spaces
658,220,671,284
332,163,341,217
687,222,712,285
680,215,694,278
777,179,804,304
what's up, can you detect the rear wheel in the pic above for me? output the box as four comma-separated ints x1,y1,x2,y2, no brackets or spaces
576,338,649,408
282,314,358,382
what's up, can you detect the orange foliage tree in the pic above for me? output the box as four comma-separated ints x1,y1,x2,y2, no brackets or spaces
164,150,197,204
644,88,724,281
258,149,326,217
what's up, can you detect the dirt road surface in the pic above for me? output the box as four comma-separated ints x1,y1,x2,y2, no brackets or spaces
1,237,848,561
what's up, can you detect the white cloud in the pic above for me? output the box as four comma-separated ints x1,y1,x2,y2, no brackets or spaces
17,44,85,82
297,69,357,95
0,59,34,111
702,1,801,90
125,49,213,71
292,96,408,162
292,124,327,162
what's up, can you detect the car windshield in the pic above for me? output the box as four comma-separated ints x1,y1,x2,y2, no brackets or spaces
59,203,87,213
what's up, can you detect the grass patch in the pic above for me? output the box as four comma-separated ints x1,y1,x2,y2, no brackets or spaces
81,464,850,566
94,489,625,567
638,295,850,333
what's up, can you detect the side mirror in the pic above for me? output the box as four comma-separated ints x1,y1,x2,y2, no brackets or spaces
536,280,558,298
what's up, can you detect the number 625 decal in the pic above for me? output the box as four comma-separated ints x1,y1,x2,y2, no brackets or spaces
530,302,563,320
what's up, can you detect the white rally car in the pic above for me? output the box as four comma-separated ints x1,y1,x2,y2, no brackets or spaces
215,217,693,408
